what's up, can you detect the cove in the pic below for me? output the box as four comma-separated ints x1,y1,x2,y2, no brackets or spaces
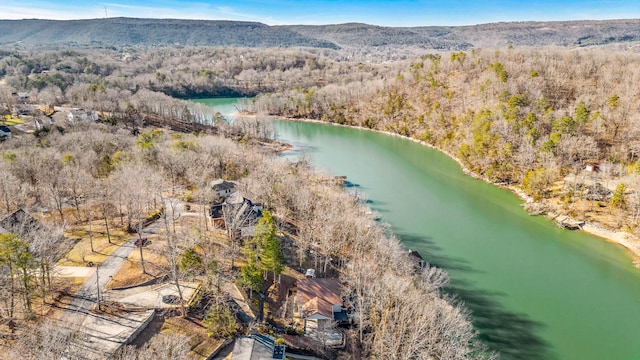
199,99,640,360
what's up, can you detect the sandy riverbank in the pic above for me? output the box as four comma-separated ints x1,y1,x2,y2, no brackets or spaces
268,115,640,268
229,111,256,118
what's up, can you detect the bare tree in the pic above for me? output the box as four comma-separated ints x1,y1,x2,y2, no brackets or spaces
159,195,187,317
112,162,161,274
0,161,23,214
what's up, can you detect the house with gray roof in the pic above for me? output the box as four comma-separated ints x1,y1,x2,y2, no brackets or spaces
0,125,11,141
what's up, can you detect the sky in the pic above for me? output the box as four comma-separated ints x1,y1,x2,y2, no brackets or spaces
1,0,639,27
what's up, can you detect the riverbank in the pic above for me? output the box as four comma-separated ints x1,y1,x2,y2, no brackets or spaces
269,115,640,268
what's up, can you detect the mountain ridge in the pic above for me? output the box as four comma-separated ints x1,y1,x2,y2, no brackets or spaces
1,17,639,51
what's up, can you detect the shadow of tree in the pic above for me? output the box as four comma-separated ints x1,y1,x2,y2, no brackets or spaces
397,232,555,360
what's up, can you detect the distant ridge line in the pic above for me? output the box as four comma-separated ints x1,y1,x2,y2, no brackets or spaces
0,17,639,50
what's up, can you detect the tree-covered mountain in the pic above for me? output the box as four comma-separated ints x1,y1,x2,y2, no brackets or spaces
1,17,639,51
0,18,339,49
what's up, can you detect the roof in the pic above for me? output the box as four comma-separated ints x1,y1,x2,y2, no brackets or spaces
232,336,284,360
210,203,224,218
408,250,427,271
0,209,47,239
305,269,316,278
226,192,245,205
212,179,237,192
297,278,342,319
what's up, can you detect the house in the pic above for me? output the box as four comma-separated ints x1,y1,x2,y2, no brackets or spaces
209,192,263,237
231,335,285,360
211,179,237,200
407,250,427,272
0,125,11,141
67,109,99,122
585,162,600,173
0,209,48,241
296,278,347,338
12,104,32,116
11,92,29,103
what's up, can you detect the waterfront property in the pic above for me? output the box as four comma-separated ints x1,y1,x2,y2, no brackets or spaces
295,277,346,347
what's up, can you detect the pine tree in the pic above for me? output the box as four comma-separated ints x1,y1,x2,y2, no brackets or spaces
253,210,284,282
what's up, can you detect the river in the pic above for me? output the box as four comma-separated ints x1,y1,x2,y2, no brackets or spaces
197,98,640,360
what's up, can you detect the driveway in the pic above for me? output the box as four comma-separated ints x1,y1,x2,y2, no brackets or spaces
62,220,165,359
64,220,164,325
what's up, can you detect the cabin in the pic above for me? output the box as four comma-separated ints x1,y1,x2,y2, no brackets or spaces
211,179,237,200
0,209,48,241
296,277,347,346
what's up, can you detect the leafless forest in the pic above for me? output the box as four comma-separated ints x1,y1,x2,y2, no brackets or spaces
2,21,640,357
252,47,640,239
0,45,496,358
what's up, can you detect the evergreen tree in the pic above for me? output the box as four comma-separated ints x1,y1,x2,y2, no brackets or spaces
239,256,262,298
202,303,236,338
610,183,627,209
253,210,284,282
179,247,204,275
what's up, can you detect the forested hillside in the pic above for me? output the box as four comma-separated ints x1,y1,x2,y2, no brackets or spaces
3,44,640,239
1,18,640,59
0,118,490,358
0,45,493,358
251,47,640,244
0,18,339,49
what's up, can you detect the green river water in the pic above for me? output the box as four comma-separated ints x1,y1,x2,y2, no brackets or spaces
197,98,640,360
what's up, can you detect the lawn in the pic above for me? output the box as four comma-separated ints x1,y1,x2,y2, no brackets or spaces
58,221,131,266
105,238,167,290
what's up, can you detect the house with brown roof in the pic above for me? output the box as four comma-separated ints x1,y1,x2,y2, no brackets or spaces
296,277,347,345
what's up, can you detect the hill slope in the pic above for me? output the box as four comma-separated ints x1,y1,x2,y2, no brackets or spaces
0,18,639,50
0,18,339,49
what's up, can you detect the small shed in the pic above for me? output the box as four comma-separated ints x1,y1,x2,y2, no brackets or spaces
585,161,600,173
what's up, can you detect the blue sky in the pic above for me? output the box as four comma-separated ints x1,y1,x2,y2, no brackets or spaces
1,0,639,26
